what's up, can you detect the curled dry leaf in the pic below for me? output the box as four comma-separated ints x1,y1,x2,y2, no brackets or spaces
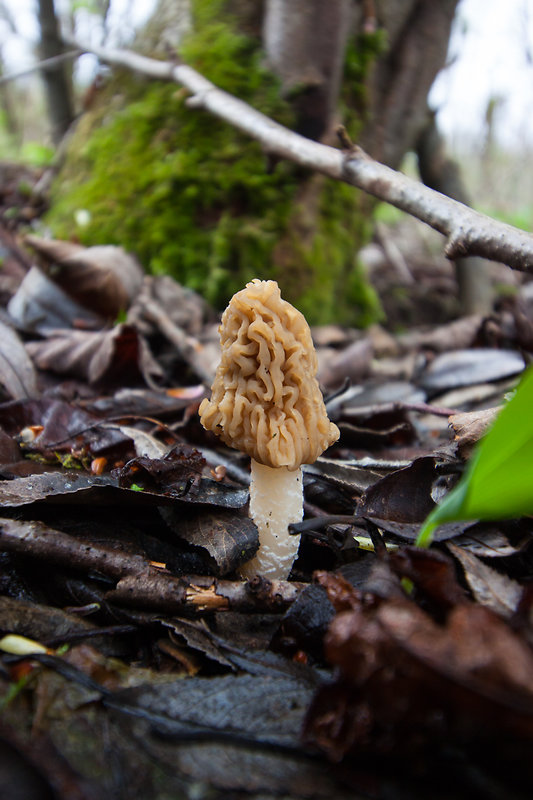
397,314,483,354
447,542,523,618
127,274,212,337
449,406,501,458
0,319,38,400
8,266,103,332
25,324,163,387
317,337,373,388
25,235,144,318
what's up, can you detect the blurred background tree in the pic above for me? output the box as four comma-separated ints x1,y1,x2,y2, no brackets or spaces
1,0,520,323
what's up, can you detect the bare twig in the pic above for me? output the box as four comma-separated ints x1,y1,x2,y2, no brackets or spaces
138,290,215,385
0,50,82,86
0,518,150,578
61,38,533,273
106,573,304,613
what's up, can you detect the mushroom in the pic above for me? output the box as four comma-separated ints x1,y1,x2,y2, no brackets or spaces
199,279,339,579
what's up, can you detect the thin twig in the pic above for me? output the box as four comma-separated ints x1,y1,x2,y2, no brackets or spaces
0,50,82,86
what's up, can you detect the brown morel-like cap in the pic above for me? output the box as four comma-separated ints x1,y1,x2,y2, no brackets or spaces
199,279,339,470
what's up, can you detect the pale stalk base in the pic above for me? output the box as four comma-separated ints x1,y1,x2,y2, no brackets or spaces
239,460,303,580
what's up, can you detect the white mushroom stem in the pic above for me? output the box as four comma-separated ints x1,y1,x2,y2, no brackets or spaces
239,459,304,580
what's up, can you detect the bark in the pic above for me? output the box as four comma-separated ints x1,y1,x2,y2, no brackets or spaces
362,0,460,169
64,39,533,275
417,111,494,315
134,0,192,55
263,0,353,140
37,0,74,144
107,573,303,613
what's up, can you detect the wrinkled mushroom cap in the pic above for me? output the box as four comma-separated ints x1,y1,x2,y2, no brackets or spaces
199,279,339,470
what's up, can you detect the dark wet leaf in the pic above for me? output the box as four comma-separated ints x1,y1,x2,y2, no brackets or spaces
0,319,38,400
304,456,386,494
450,522,526,557
274,583,335,661
0,472,118,506
159,617,236,669
166,507,258,575
0,466,247,511
420,348,524,394
105,674,350,796
114,672,310,743
338,416,415,449
364,516,466,542
0,427,22,465
115,444,205,497
0,595,122,654
0,397,134,460
358,456,457,524
182,478,249,508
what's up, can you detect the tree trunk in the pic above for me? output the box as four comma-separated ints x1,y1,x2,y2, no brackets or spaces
0,61,20,139
48,0,474,325
37,0,74,144
417,110,493,315
361,0,459,169
263,0,354,140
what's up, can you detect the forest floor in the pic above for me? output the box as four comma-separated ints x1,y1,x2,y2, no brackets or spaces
0,162,532,800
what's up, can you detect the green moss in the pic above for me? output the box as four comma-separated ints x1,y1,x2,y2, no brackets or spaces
47,1,299,306
46,0,384,325
285,180,383,326
341,29,387,137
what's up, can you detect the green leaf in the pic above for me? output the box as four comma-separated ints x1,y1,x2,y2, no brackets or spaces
417,366,533,547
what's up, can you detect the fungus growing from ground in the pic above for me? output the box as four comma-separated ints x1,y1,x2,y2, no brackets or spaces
199,279,339,579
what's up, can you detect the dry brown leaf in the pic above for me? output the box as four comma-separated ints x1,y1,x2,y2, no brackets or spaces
0,320,38,399
450,406,501,457
305,566,533,772
8,266,103,332
26,324,162,387
447,542,523,617
25,235,144,318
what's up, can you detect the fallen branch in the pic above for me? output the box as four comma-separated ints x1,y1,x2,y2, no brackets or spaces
0,518,302,613
64,38,533,273
106,572,304,613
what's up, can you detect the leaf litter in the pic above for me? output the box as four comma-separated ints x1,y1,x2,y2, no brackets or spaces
0,229,533,798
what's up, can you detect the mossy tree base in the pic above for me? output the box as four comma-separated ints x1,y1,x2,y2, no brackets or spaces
46,1,381,326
